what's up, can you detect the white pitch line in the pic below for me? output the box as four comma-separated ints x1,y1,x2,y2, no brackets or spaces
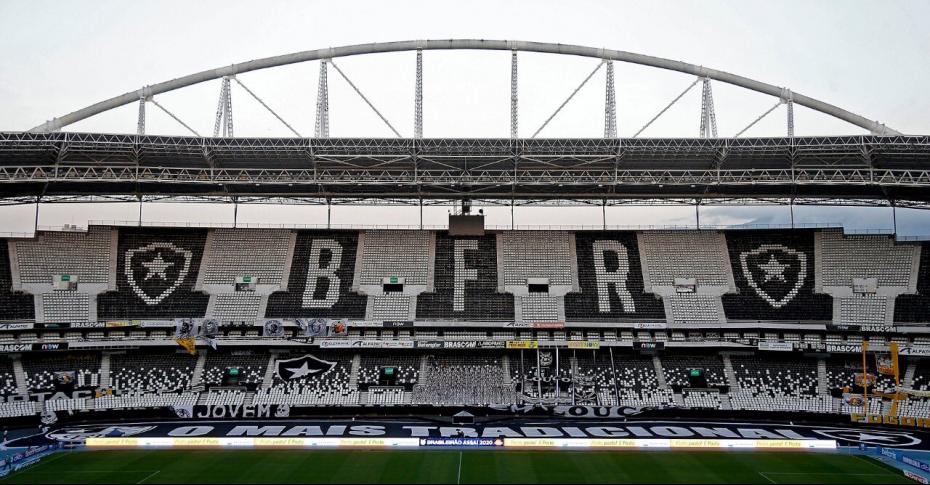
137,470,161,484
24,470,160,474
760,472,895,476
457,451,463,484
758,472,777,484
33,451,70,468
854,453,887,471
16,469,164,482
759,471,895,483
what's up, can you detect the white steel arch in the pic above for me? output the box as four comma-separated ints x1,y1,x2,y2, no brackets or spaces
29,39,901,136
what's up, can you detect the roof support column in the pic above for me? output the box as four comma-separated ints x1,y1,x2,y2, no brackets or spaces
232,196,239,228
604,60,617,138
34,196,40,233
892,201,898,235
315,60,330,138
510,51,518,139
695,199,701,229
699,78,717,138
136,96,146,136
602,199,607,230
414,49,423,139
213,76,234,138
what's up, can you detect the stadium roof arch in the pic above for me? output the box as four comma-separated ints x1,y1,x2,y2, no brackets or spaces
27,39,900,136
2,39,928,209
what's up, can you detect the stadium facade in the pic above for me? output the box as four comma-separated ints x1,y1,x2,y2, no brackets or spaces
2,41,930,470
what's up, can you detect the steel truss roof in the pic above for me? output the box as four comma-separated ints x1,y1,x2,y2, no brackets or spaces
1,132,929,208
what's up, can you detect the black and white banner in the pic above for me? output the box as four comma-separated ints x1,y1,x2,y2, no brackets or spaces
494,404,645,419
12,419,930,449
295,318,349,337
174,318,196,338
180,404,292,419
275,355,336,381
0,342,68,353
262,319,286,338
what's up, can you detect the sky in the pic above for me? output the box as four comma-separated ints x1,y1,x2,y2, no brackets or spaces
1,0,929,235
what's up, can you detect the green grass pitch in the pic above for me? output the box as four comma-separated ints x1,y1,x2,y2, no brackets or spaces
0,449,913,484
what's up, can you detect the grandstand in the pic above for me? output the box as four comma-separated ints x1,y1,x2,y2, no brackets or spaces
1,36,930,484
0,224,927,421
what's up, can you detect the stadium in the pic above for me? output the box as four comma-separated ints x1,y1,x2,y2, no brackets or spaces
2,3,930,483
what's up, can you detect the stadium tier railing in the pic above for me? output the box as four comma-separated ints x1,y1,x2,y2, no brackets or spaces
63,220,855,232
0,231,41,239
29,220,927,236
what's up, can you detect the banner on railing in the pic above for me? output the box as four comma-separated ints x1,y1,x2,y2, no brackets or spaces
0,342,68,353
319,340,414,349
567,340,600,350
141,320,176,328
178,404,292,420
850,413,930,428
296,318,349,337
104,320,140,328
757,341,793,352
261,319,286,338
506,340,539,349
